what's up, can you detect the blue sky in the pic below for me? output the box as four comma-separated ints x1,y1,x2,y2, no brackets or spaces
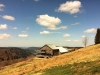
0,0,99,47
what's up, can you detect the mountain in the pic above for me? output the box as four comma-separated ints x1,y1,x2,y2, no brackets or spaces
25,47,40,55
0,44,100,75
0,47,33,68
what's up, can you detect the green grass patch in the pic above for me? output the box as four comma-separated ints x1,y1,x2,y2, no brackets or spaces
43,65,75,75
42,60,100,75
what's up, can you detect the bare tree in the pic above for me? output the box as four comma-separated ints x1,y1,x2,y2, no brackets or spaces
82,36,88,47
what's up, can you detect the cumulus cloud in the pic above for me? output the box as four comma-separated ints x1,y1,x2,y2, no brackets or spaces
60,26,67,29
0,4,5,11
57,1,82,14
84,28,96,33
0,33,12,39
0,24,7,29
66,40,71,42
63,34,70,37
71,22,80,25
48,26,67,30
47,27,59,30
12,27,18,30
0,4,5,7
40,31,51,34
2,15,15,20
36,14,61,30
18,34,28,38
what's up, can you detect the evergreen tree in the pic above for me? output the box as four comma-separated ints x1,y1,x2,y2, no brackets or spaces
95,28,100,44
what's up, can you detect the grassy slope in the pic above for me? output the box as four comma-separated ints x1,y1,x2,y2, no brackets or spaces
0,44,100,75
42,60,100,75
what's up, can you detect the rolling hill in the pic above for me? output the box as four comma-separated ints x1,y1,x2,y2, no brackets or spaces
0,44,100,75
26,47,40,55
0,47,33,68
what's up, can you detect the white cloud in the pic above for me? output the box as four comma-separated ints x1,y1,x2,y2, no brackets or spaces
0,33,12,40
48,26,67,30
18,34,28,38
63,34,70,37
82,35,86,38
57,1,82,14
0,4,5,7
59,26,67,29
66,40,71,42
34,0,40,2
12,27,18,30
36,14,61,30
47,27,59,30
0,24,7,29
71,22,80,25
2,15,15,20
40,31,51,34
84,28,96,33
0,4,5,11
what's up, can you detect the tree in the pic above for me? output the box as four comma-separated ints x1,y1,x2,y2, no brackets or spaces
82,36,88,47
95,28,100,44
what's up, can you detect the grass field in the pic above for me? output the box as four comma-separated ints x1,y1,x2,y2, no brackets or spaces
43,60,100,75
0,44,100,75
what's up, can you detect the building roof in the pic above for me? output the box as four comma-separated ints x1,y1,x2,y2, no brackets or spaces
45,44,68,53
45,44,57,49
56,47,68,53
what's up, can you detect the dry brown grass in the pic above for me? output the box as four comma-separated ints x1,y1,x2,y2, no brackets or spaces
0,44,100,75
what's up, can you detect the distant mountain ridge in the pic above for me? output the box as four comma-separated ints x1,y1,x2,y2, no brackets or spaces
0,47,33,68
25,47,40,55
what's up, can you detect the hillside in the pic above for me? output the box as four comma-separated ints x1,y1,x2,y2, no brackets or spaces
26,47,40,55
0,44,100,75
0,47,33,68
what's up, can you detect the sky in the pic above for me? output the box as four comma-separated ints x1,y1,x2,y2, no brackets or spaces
0,0,100,47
